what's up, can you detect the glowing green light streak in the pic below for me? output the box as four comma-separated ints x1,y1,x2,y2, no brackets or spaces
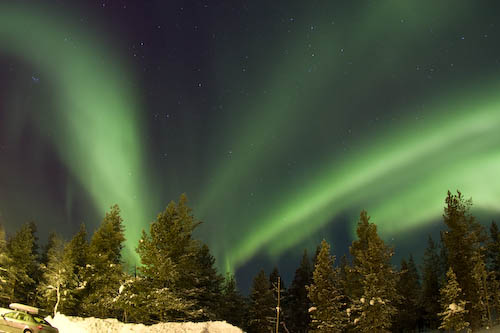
0,3,150,262
227,86,500,270
201,2,477,273
200,1,471,219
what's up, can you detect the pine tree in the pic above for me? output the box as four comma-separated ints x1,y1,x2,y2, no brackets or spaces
348,211,398,332
439,231,449,283
394,255,421,332
442,191,487,328
337,254,353,327
485,221,500,325
285,249,312,333
136,194,204,321
420,235,441,329
65,224,89,269
471,251,493,327
307,239,345,332
6,222,39,305
81,204,126,318
115,274,197,324
248,269,275,333
219,273,248,329
487,221,500,275
40,232,58,267
113,276,146,323
60,224,89,316
439,267,470,331
487,274,500,326
190,244,225,320
313,244,321,268
0,224,13,306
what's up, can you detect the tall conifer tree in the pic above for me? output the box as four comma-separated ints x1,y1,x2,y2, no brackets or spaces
285,249,312,333
0,224,13,305
40,232,58,267
486,221,500,324
61,224,89,316
219,273,247,329
394,255,421,332
439,267,470,331
248,269,275,333
337,254,353,328
307,239,345,332
349,211,398,332
487,221,500,275
421,235,441,329
6,223,38,305
191,243,225,320
136,194,203,321
82,205,126,318
442,191,487,328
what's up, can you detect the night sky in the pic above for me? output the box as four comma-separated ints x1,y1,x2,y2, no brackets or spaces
2,0,500,291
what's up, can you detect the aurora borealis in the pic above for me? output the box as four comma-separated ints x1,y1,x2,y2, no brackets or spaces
1,1,500,287
0,2,151,263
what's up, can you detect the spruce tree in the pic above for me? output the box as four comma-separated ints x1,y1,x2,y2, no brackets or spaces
487,274,500,326
485,221,500,325
487,221,500,275
190,244,225,320
439,231,449,283
307,239,345,332
442,191,487,328
248,269,275,333
82,204,126,318
285,249,312,333
470,251,494,327
349,210,398,332
394,255,421,332
0,224,13,305
40,232,58,267
136,194,203,321
337,254,354,327
6,222,39,305
420,235,441,329
61,224,89,315
439,267,470,331
113,275,145,323
219,273,248,329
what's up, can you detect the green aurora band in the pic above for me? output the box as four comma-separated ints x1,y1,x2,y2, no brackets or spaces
226,88,500,270
0,3,150,262
2,2,500,276
197,2,500,272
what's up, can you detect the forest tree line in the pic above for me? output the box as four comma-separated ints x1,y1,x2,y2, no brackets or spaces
0,191,499,332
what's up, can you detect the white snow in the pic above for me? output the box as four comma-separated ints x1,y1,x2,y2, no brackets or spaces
48,313,244,333
1,308,242,333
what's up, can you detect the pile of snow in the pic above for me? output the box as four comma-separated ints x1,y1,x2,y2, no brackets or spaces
48,313,243,333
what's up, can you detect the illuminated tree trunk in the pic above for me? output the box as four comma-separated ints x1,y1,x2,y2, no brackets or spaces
54,284,60,317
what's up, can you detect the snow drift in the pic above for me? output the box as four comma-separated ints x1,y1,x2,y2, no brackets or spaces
48,313,243,333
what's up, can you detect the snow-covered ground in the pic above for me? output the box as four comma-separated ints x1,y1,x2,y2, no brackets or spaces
0,308,243,333
3,308,499,332
48,314,243,333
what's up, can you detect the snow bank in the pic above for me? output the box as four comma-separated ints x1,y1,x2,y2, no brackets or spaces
48,313,243,333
